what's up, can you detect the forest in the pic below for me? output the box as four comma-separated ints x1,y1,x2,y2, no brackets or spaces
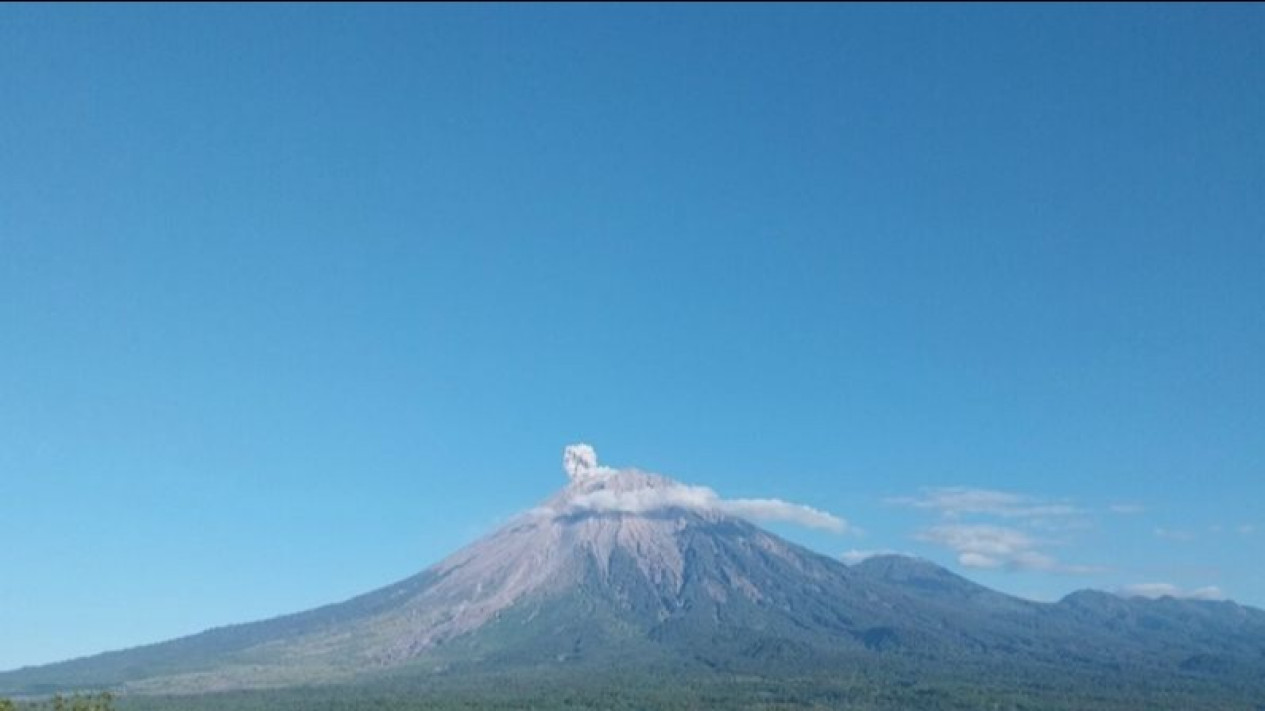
6,669,1264,711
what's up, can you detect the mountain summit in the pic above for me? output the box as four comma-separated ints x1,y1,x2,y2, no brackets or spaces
4,446,1264,704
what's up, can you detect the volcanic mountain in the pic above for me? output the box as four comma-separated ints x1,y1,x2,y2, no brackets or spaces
4,446,1264,706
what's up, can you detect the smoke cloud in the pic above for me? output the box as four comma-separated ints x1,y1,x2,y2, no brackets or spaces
563,443,613,482
559,444,850,533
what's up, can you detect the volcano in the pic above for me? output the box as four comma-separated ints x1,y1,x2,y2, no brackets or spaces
4,446,1264,706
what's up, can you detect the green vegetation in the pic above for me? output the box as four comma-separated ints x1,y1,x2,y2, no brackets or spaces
5,661,1258,711
12,693,113,711
4,553,1263,709
37,672,1262,711
6,664,1264,711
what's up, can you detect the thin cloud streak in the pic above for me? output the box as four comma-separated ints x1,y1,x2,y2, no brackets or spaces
889,487,1081,521
1116,583,1225,601
840,549,903,565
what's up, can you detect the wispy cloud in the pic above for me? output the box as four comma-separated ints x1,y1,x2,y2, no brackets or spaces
1108,503,1146,515
889,484,1102,576
889,487,1081,523
840,549,902,565
1115,583,1224,601
721,497,849,532
1238,524,1256,536
914,523,1101,575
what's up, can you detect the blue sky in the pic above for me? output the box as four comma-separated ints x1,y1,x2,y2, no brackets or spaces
1,4,1262,671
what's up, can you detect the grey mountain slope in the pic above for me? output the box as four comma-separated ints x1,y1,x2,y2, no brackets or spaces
4,465,1265,698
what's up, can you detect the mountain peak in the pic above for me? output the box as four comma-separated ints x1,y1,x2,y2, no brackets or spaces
547,444,726,522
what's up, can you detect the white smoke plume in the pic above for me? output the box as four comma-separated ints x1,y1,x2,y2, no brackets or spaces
563,443,614,482
559,444,850,533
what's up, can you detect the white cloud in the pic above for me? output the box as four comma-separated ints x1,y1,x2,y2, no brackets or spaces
915,523,1100,575
1115,583,1224,601
561,445,850,534
889,487,1080,521
1109,503,1146,515
919,523,1035,559
1238,524,1256,535
889,484,1104,576
840,549,901,565
957,551,1003,569
720,497,848,532
570,484,712,515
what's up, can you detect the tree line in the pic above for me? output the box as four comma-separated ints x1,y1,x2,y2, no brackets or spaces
0,693,113,711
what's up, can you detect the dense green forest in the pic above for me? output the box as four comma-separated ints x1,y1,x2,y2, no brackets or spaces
7,670,1265,711
6,694,114,711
